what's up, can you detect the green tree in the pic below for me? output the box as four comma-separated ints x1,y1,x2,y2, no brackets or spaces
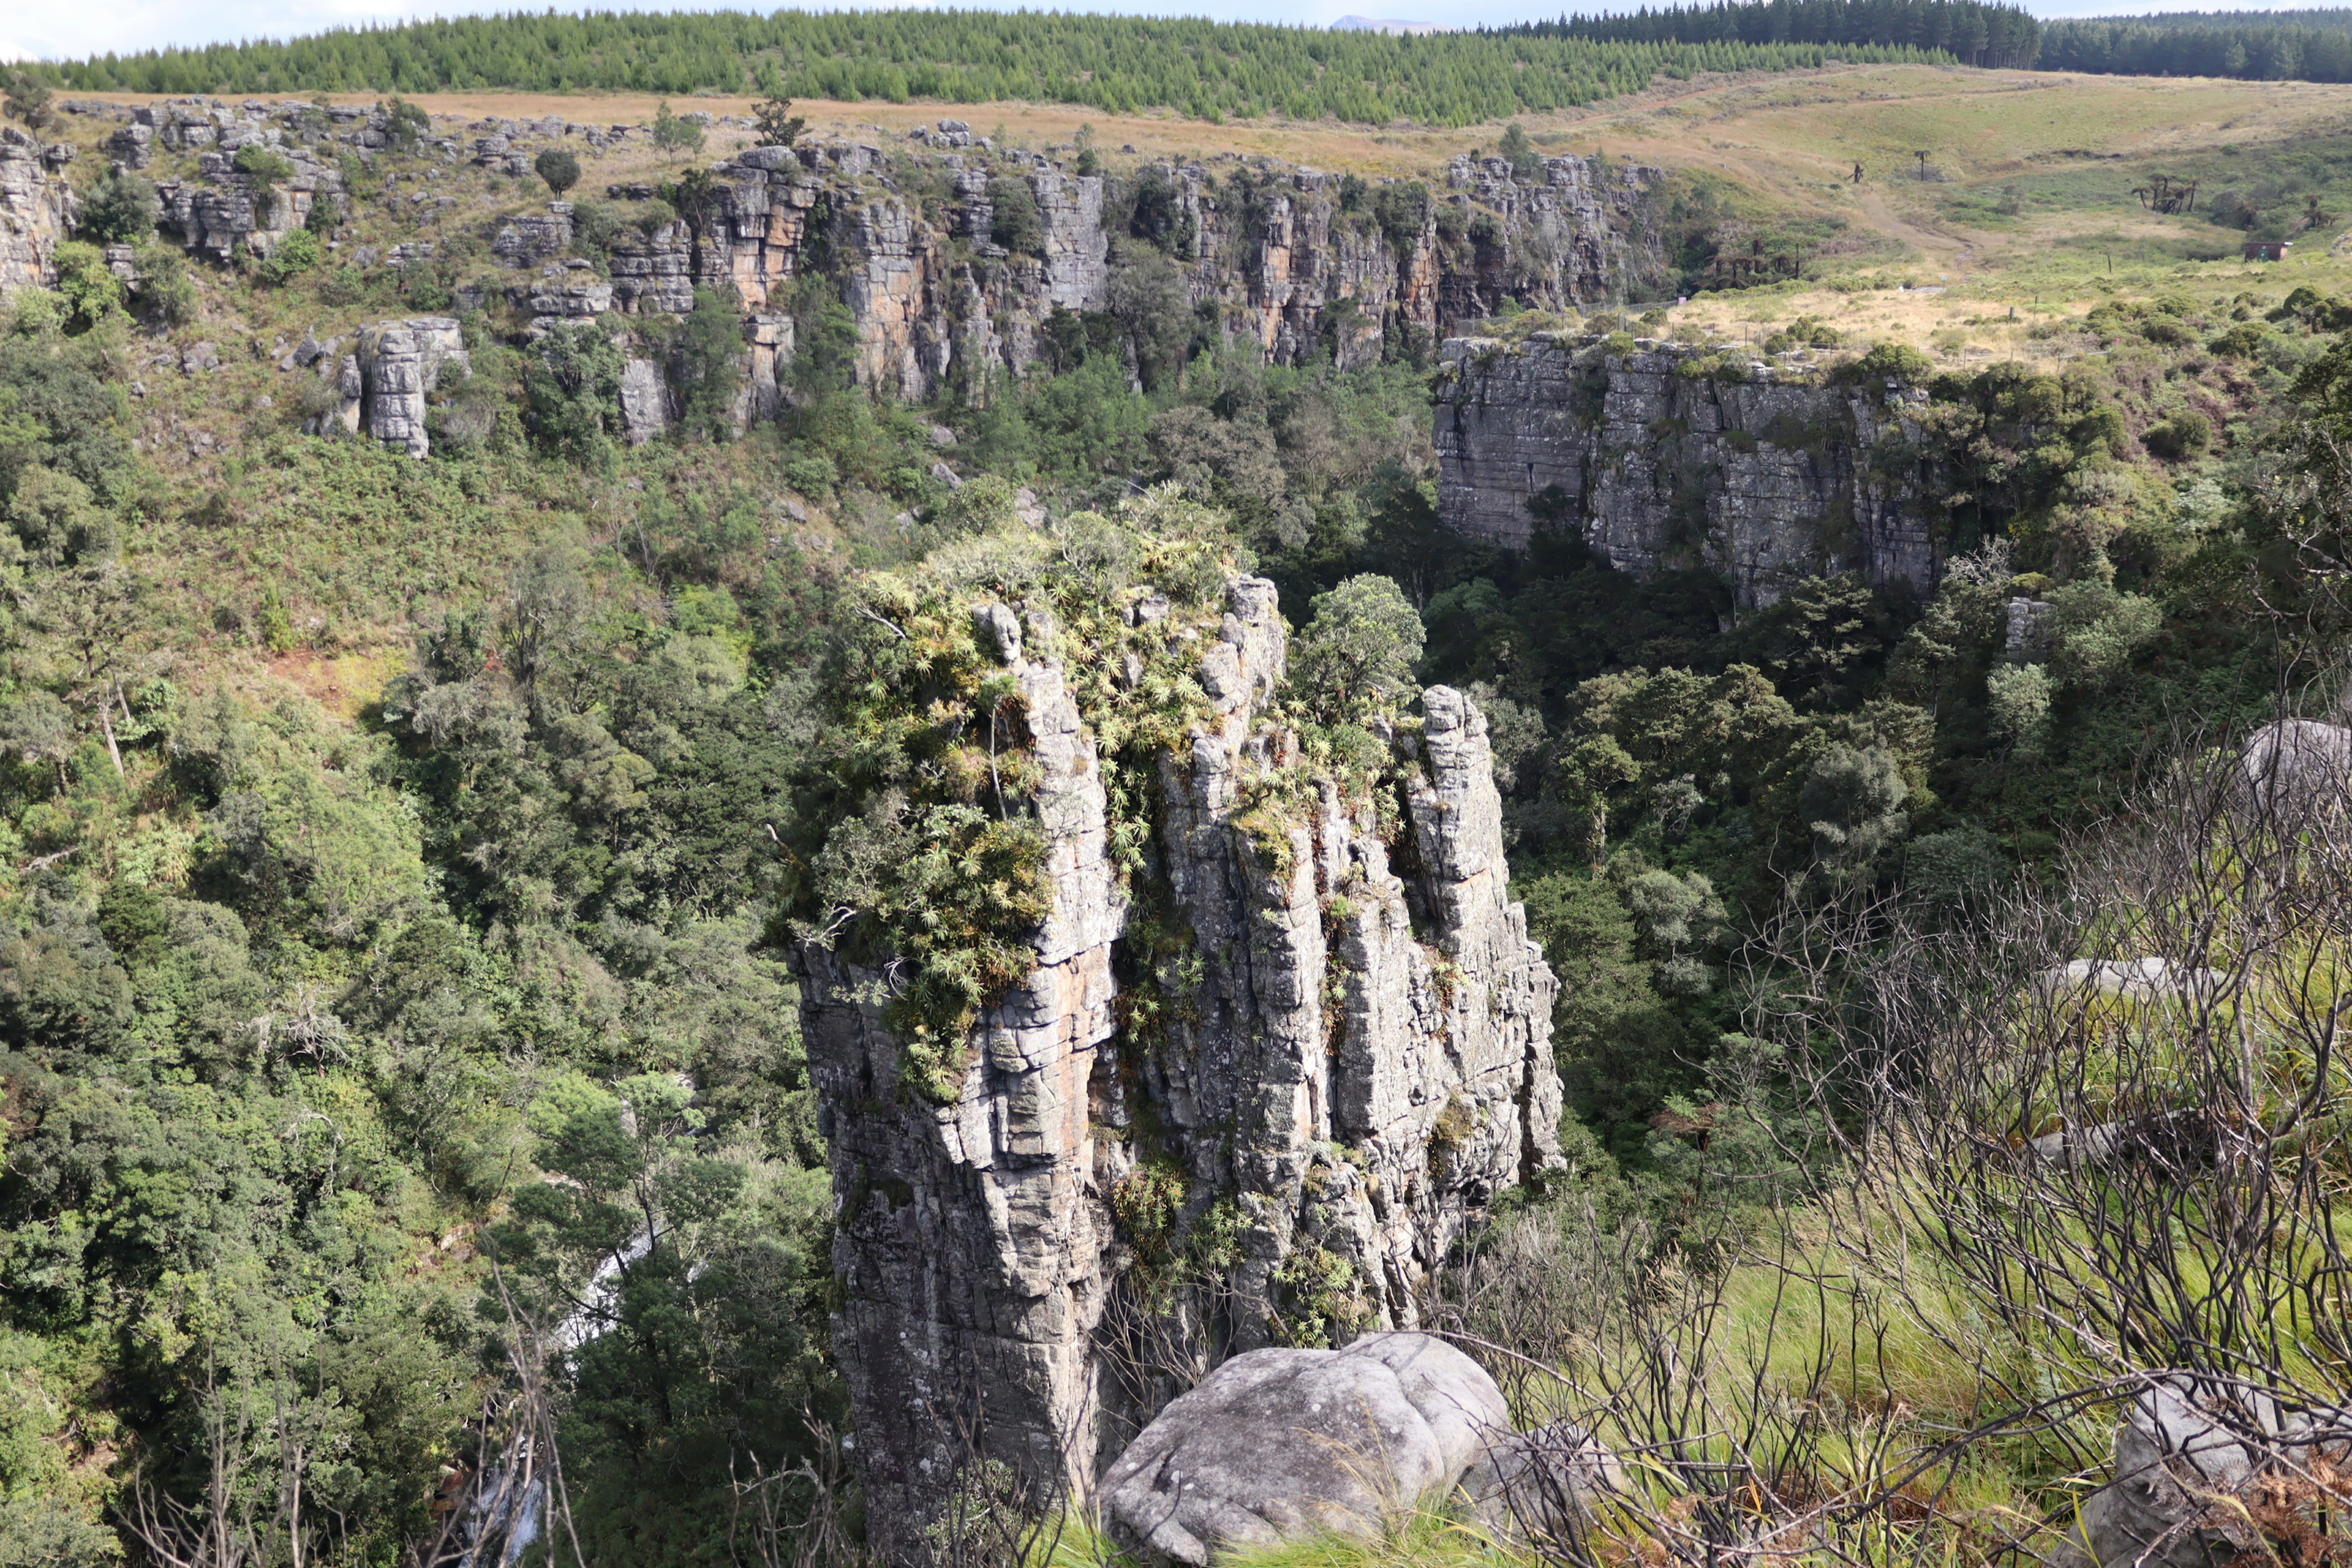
1289,573,1425,726
650,99,705,159
533,146,581,195
752,91,806,147
988,176,1043,256
524,323,627,466
78,170,158,244
2,72,51,133
671,287,746,442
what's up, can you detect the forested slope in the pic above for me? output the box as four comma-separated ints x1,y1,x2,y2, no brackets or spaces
15,10,1945,126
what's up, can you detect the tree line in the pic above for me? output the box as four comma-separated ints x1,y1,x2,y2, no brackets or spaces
20,9,1942,127
2037,12,2352,83
1529,0,2044,71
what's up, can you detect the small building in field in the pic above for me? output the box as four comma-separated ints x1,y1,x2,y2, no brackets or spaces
2244,239,2293,262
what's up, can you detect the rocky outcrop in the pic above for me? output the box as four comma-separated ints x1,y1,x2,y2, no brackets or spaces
795,580,1562,1559
665,146,1659,403
0,131,74,294
1435,333,1937,608
1102,1332,1507,1564
156,146,344,263
345,318,469,458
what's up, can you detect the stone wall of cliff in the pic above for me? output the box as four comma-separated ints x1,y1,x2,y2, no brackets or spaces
0,128,77,295
793,568,1561,1559
1435,332,1939,608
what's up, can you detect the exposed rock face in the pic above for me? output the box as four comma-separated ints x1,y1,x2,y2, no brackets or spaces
1102,1332,1507,1565
1436,333,1938,608
0,129,76,293
670,148,1659,403
350,318,469,458
156,144,344,263
617,359,674,445
796,579,1562,1559
1460,1422,1624,1548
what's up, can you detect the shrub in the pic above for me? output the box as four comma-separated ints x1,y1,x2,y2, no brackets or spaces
80,170,159,244
131,242,197,325
568,199,624,262
2143,409,2212,461
533,148,581,195
51,241,123,332
303,189,344,234
1837,341,1933,385
3,71,53,132
1499,120,1544,181
232,145,296,220
254,227,320,287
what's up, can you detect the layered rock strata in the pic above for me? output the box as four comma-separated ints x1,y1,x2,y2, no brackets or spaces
342,318,469,458
0,130,75,293
1435,333,1937,607
796,578,1562,1559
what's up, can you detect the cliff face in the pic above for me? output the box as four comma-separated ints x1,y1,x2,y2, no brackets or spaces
0,129,76,294
1436,333,1939,608
794,576,1561,1559
665,141,1663,401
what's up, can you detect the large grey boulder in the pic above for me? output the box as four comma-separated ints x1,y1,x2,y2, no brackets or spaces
1460,1421,1623,1548
1102,1333,1507,1566
2060,1378,2279,1568
2241,718,2352,812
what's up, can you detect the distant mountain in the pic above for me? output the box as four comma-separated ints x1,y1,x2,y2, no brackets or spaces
1330,15,1450,33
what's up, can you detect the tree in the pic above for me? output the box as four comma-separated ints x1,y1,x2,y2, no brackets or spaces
987,175,1043,256
79,170,158,244
753,92,806,148
524,322,626,466
671,286,746,442
650,99,705,159
1289,573,1425,727
533,146,581,195
3,70,53,133
380,94,430,153
1498,119,1544,180
232,145,295,224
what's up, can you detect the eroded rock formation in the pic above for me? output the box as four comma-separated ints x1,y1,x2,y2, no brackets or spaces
794,578,1561,1559
0,129,76,293
341,317,469,458
1436,333,1937,608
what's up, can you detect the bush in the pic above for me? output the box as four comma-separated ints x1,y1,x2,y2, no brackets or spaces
80,170,159,244
1499,121,1544,181
534,148,581,195
303,189,344,233
2143,409,2212,461
568,199,624,262
51,241,123,333
987,176,1043,257
752,93,806,148
131,242,197,325
1837,341,1933,385
254,227,320,287
232,145,295,220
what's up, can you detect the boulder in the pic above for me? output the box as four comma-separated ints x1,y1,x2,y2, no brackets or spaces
1460,1422,1623,1548
1102,1333,1506,1566
2241,719,2352,812
2060,1378,2270,1568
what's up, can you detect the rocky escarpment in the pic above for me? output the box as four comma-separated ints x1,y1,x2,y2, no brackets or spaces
794,571,1561,1559
671,138,1662,401
1436,333,1938,608
0,129,76,293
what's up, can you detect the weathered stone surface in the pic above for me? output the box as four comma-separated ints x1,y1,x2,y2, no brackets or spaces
2058,1379,2283,1568
0,128,77,293
2240,718,2352,810
1102,1333,1507,1565
796,578,1562,1559
354,317,468,458
1434,334,1936,608
1460,1422,1624,1548
619,358,674,445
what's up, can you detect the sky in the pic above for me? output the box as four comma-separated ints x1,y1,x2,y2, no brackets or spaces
3,0,2343,67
